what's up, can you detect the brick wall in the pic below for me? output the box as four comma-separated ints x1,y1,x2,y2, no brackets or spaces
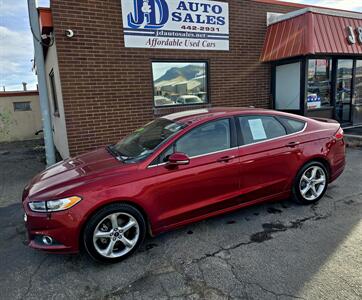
51,0,299,156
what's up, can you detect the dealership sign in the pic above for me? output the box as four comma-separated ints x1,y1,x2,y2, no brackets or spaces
121,0,229,50
346,26,362,44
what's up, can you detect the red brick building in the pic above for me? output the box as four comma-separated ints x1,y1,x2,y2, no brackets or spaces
37,0,362,158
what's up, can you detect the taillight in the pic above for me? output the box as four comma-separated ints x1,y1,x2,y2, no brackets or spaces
334,127,344,141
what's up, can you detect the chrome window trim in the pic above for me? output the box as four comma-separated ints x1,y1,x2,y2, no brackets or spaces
148,146,238,169
147,162,167,169
172,160,190,164
147,119,307,169
189,146,239,159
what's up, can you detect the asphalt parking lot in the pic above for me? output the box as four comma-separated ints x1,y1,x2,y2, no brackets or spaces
0,141,361,300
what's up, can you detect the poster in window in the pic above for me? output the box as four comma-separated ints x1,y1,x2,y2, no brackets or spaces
248,119,267,140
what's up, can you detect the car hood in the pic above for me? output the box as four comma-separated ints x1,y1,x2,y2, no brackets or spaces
23,148,136,200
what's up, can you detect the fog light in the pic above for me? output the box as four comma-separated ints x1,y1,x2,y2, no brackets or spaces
24,213,27,222
42,235,53,245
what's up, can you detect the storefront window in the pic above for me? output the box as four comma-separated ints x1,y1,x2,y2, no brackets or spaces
336,59,353,123
353,60,362,124
152,62,208,107
307,59,332,110
275,62,301,110
355,60,362,106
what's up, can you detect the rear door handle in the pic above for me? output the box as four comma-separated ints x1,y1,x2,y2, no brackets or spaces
286,141,300,148
217,155,236,163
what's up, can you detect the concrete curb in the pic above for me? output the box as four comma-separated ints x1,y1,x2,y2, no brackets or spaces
344,134,362,148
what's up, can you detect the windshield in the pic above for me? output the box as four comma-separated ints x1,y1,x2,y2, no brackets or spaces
112,118,186,162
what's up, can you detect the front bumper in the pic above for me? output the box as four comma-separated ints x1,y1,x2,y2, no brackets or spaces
23,202,81,254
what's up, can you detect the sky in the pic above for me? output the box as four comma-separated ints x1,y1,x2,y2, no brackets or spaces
0,0,362,92
0,0,49,91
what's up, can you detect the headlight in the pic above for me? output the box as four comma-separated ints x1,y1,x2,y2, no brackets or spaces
29,196,82,212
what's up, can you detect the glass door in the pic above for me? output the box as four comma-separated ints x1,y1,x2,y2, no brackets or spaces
335,59,353,123
353,60,362,125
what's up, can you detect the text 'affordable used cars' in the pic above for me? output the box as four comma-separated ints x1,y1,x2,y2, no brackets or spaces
22,108,345,262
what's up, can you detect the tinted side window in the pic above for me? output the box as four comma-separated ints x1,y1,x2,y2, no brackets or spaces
175,119,231,157
238,116,286,145
279,117,306,133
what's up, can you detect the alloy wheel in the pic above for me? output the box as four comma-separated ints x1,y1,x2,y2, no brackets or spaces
299,166,326,201
93,212,140,258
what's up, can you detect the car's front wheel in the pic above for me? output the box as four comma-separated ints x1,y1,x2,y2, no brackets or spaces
83,203,146,263
292,161,329,204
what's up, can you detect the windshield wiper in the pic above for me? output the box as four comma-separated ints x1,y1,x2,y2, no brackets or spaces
106,145,126,162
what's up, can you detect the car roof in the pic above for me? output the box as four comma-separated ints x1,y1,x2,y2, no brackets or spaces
163,107,308,124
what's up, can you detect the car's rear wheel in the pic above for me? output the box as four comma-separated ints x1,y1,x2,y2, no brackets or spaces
292,161,328,204
83,203,146,263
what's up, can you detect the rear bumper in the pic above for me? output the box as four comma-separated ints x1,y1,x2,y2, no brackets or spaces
329,159,346,183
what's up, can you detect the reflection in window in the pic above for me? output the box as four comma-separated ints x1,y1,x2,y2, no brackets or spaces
336,60,353,104
307,59,332,110
175,119,230,157
113,118,185,160
152,62,208,107
336,59,353,123
355,60,362,105
279,117,306,133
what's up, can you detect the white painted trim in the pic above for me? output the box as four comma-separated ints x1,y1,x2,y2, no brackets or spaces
268,7,362,26
267,12,284,26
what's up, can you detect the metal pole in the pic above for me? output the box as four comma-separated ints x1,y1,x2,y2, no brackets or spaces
28,0,56,166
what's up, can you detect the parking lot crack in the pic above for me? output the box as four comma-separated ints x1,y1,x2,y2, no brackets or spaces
242,280,306,300
22,256,48,299
187,211,334,266
166,258,233,299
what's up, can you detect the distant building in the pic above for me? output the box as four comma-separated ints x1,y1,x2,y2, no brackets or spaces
0,91,42,142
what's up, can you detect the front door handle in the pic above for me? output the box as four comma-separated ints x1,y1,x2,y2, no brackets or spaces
286,141,300,148
217,155,236,163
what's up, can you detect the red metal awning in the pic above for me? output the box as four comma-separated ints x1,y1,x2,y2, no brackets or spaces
260,8,362,62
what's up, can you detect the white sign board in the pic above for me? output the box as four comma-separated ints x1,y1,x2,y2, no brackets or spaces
121,0,229,51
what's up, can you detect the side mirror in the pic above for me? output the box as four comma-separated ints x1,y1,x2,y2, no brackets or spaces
167,152,190,166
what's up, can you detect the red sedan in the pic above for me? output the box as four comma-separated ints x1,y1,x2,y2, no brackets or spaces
22,108,345,262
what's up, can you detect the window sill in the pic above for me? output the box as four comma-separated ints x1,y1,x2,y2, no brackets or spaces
153,103,212,116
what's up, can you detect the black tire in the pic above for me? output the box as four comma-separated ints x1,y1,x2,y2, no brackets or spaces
292,161,329,205
83,203,146,263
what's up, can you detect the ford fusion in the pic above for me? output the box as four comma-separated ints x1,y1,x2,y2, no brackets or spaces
22,108,345,262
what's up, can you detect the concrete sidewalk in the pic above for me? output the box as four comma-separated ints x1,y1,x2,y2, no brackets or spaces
344,126,362,148
344,126,362,136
